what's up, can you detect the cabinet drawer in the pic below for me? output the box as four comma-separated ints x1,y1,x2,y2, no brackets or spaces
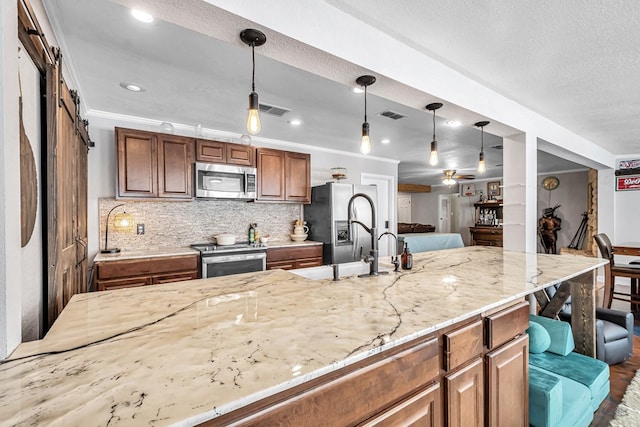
152,271,199,284
97,276,152,291
359,382,442,427
233,338,439,426
443,320,483,371
295,257,323,269
266,245,322,262
96,255,198,280
266,260,296,271
485,301,530,350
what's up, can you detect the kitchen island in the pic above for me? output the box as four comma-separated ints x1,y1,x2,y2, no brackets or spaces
0,247,606,426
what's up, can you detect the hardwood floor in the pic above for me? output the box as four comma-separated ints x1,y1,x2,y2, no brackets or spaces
590,332,640,426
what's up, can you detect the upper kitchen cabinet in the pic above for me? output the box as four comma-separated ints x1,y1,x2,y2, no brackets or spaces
257,148,311,203
116,127,194,200
195,139,255,167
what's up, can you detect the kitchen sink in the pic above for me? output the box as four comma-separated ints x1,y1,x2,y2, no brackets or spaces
290,261,392,280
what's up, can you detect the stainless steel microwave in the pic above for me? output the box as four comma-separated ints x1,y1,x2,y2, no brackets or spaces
195,162,257,200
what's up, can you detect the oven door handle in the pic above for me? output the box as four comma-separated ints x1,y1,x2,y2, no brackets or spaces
202,253,266,264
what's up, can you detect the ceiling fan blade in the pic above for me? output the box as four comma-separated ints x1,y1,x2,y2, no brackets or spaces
454,174,475,180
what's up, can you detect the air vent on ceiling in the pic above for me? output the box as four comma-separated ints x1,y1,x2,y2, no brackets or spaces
492,144,504,150
379,110,406,120
259,103,291,117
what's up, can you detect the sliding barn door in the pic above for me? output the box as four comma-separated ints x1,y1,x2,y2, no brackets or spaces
45,62,89,329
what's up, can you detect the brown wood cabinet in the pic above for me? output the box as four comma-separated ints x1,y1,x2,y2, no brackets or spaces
94,254,199,292
201,300,529,426
257,148,311,203
266,244,323,270
195,139,255,166
116,128,194,200
470,226,503,247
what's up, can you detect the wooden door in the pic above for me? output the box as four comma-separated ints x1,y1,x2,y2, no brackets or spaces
285,151,311,203
486,335,529,427
75,113,90,297
360,383,442,427
157,134,194,199
257,148,285,201
45,64,89,328
445,357,484,427
117,128,157,197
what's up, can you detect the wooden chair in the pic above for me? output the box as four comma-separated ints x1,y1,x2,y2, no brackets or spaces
593,233,640,310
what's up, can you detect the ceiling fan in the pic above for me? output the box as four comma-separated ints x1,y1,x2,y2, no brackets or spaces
442,169,475,186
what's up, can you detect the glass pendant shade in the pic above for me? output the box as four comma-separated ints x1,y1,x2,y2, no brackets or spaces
475,120,490,174
360,122,371,154
247,91,261,135
429,140,439,166
478,152,486,173
442,177,456,186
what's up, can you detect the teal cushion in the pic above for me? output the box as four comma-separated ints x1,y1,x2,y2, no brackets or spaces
528,321,551,353
529,365,593,427
529,315,575,356
529,351,610,411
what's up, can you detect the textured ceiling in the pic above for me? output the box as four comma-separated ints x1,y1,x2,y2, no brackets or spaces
45,0,610,186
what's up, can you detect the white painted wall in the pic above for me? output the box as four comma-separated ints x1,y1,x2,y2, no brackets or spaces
0,0,22,358
18,45,44,342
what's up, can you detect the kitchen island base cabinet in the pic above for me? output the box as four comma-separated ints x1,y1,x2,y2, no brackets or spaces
202,301,529,427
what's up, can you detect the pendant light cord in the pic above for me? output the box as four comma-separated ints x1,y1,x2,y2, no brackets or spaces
480,126,484,152
432,110,436,140
251,43,256,92
364,85,368,122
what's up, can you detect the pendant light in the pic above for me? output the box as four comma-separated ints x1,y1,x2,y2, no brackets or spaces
426,103,443,166
240,29,267,135
356,75,376,154
475,121,490,174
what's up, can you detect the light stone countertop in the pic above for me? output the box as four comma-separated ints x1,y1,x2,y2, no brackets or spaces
93,247,199,262
0,247,606,426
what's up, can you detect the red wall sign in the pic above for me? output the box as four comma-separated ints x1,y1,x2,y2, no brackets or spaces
616,174,640,191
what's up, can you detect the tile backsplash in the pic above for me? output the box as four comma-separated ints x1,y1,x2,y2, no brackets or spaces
99,198,302,251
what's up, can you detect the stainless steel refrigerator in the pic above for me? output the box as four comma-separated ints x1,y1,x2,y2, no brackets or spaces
304,182,378,264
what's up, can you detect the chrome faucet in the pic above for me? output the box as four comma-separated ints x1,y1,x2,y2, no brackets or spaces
347,193,383,276
379,231,400,272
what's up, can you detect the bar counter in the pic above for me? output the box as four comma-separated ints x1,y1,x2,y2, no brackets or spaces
0,247,606,426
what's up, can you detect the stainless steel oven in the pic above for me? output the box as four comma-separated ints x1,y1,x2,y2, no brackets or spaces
191,243,267,278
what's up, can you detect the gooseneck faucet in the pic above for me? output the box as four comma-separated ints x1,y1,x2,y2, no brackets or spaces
347,193,379,276
379,231,400,272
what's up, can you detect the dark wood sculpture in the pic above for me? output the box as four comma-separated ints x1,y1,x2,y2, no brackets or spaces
538,205,562,254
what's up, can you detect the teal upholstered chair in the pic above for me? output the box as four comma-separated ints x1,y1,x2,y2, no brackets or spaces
527,315,610,427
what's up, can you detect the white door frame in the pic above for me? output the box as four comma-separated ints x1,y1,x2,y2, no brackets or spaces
361,173,396,257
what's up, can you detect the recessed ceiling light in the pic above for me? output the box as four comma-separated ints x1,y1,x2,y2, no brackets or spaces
445,120,461,127
288,119,303,126
131,9,153,23
381,138,390,144
119,82,145,92
352,87,364,94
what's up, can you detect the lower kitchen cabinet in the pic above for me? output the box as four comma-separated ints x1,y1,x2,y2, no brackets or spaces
94,254,199,291
445,357,484,427
202,300,529,427
266,244,322,270
470,226,503,247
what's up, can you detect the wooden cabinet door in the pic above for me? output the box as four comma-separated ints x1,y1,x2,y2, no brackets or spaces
157,134,194,199
195,139,226,163
117,128,157,197
360,382,442,427
97,276,152,292
257,148,285,201
486,334,529,427
445,357,484,427
226,142,255,166
285,151,311,203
